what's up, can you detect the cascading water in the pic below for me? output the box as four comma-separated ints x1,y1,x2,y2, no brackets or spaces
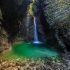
33,16,43,44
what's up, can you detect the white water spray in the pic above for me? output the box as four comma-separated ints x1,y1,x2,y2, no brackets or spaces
33,16,42,44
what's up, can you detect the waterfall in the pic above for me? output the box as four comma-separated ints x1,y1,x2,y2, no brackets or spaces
33,16,42,44
34,16,38,41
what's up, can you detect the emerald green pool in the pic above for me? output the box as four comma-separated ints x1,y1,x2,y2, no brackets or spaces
12,42,59,58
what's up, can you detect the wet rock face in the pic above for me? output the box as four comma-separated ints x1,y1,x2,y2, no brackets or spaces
0,0,33,42
0,25,10,53
42,0,70,51
18,0,47,42
43,0,70,26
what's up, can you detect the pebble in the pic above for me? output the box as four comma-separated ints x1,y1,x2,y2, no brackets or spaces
0,54,69,70
9,61,16,67
1,61,9,68
4,67,18,70
16,61,26,66
29,62,36,67
0,64,1,69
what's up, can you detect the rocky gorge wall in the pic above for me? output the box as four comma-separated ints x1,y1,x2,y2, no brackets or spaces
42,0,70,51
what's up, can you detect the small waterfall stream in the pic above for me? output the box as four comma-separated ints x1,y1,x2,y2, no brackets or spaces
34,16,38,41
33,16,42,44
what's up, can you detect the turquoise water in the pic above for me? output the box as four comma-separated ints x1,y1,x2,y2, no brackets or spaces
12,42,59,58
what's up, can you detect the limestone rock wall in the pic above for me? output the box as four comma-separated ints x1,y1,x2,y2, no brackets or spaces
42,0,70,51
